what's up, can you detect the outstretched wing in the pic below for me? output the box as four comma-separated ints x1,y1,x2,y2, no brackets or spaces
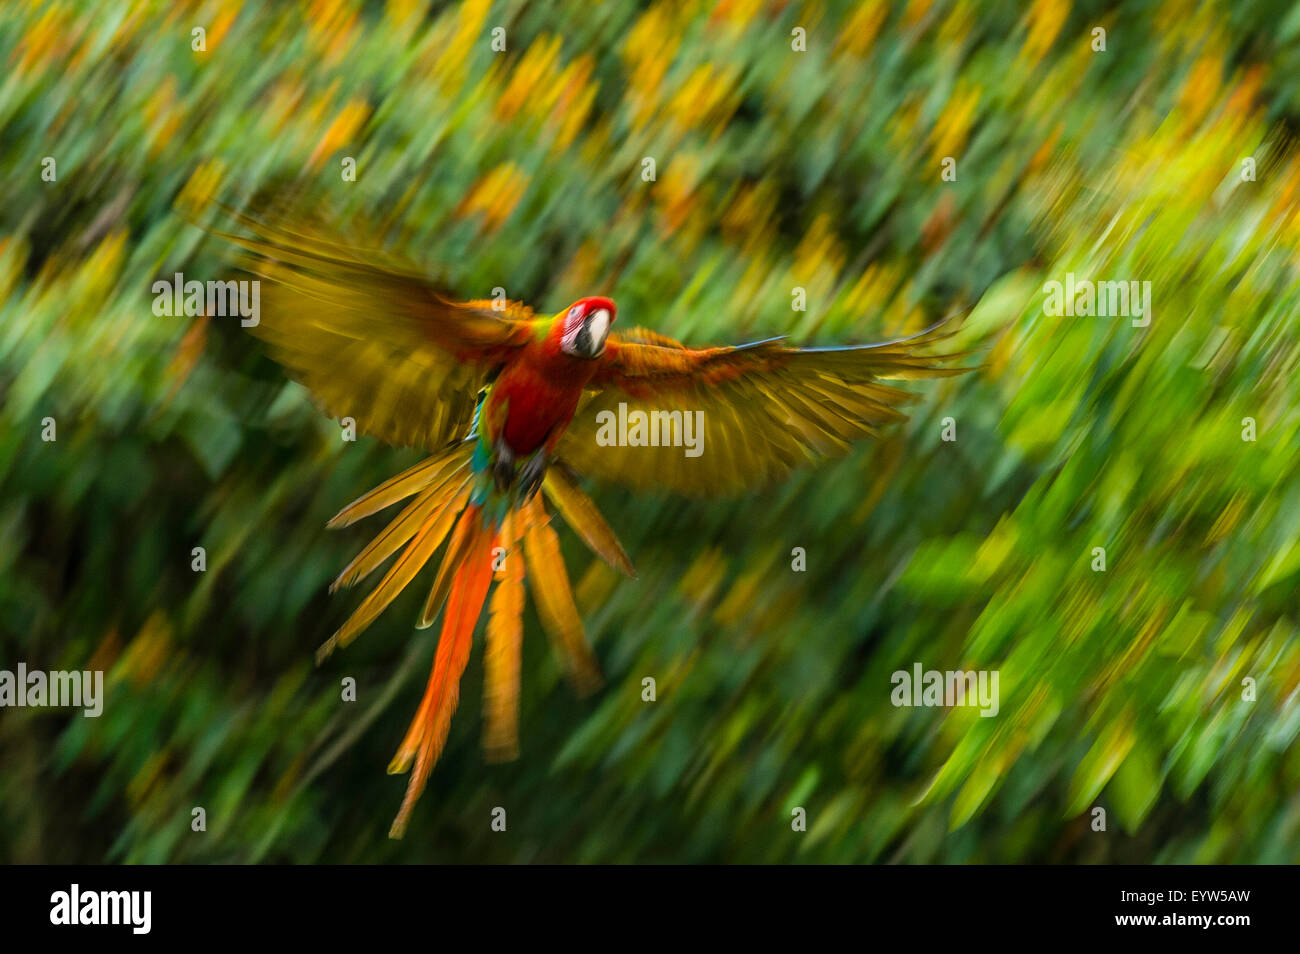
207,207,539,450
555,320,969,495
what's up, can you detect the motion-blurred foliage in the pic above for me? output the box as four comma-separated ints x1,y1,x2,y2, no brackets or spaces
1,0,1298,862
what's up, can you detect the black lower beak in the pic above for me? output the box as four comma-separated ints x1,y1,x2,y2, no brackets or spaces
573,325,603,358
575,325,592,355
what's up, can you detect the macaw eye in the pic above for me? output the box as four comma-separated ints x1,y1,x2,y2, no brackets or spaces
567,305,583,321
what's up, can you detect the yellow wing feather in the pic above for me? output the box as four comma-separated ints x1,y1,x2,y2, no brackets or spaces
202,206,537,451
483,509,525,762
557,318,971,495
317,483,471,661
327,442,471,529
521,495,603,696
541,467,636,578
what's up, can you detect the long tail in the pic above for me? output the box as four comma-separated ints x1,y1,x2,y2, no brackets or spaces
521,492,604,695
386,502,494,838
316,441,475,662
322,447,635,837
482,508,524,762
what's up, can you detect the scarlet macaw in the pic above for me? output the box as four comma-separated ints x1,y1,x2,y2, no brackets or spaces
212,210,966,836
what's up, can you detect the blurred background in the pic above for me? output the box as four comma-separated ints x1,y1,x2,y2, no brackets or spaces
2,0,1299,863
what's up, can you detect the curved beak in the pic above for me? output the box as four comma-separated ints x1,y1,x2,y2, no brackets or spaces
573,308,611,358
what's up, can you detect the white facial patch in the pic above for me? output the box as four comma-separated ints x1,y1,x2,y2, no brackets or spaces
562,306,611,356
561,307,584,351
586,308,610,350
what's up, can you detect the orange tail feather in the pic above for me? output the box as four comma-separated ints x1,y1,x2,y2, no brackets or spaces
522,494,603,696
483,509,525,762
388,504,496,838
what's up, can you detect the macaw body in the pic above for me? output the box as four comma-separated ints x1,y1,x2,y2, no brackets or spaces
211,209,966,837
476,297,615,498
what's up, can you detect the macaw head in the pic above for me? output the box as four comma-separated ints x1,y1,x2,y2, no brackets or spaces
558,296,616,359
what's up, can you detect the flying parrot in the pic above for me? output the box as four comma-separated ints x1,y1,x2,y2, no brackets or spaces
208,208,967,837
